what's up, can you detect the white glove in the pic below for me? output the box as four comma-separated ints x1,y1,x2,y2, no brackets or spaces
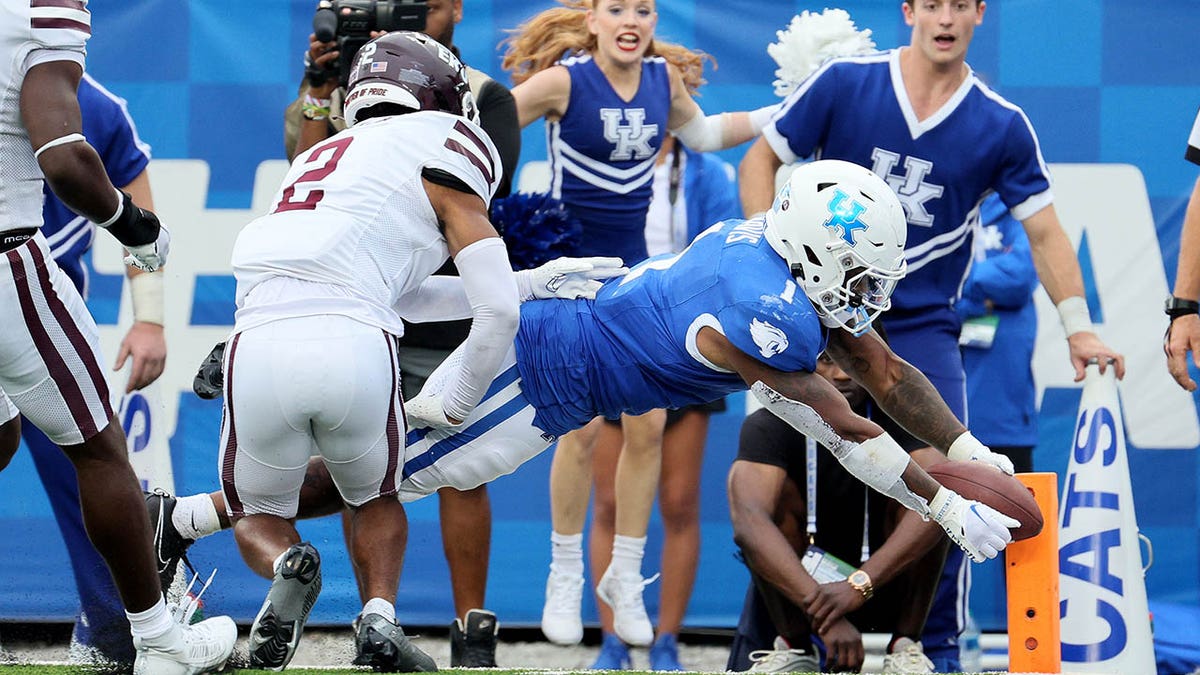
123,226,171,273
948,431,1015,475
514,256,628,301
929,487,1019,562
404,394,462,430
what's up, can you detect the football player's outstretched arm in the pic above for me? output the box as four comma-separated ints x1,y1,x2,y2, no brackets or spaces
824,329,1015,474
696,326,1017,561
416,179,521,426
23,60,168,271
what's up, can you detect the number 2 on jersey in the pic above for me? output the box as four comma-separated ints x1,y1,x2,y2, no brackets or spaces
273,137,355,213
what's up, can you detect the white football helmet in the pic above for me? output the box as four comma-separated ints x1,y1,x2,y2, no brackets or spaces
764,159,907,336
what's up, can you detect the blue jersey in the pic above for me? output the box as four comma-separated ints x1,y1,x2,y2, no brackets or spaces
764,50,1052,313
547,54,669,265
515,218,827,436
41,73,151,295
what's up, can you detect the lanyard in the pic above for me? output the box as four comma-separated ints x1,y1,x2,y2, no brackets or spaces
805,436,871,562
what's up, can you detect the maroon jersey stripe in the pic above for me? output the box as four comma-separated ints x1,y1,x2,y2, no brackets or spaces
452,120,496,184
31,18,90,33
445,140,494,187
31,0,87,8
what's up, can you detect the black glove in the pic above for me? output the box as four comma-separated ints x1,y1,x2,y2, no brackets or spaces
193,341,226,400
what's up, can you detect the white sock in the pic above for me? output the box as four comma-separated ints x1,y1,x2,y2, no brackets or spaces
610,534,647,578
550,531,584,577
171,494,223,540
362,597,395,623
126,596,177,645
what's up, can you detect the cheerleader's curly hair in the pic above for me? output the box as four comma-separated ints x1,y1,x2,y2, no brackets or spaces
500,0,713,96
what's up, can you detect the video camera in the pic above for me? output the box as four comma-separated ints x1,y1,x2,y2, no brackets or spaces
311,0,428,88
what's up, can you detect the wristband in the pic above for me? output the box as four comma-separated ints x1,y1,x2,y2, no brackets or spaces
302,94,332,121
1165,296,1200,320
130,271,165,325
947,431,985,462
1056,296,1093,337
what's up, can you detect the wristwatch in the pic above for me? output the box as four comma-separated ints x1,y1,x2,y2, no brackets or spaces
1165,296,1200,320
847,569,874,600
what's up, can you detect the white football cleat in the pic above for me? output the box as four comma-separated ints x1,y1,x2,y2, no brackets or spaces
133,616,237,675
541,567,585,645
596,567,656,647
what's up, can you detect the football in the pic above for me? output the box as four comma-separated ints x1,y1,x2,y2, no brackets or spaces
926,460,1044,541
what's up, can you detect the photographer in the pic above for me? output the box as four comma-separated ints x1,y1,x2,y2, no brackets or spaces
283,0,519,197
281,0,521,667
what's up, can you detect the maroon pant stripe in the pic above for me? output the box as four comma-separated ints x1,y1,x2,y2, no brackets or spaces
220,334,244,517
379,334,401,496
27,244,111,421
7,248,101,439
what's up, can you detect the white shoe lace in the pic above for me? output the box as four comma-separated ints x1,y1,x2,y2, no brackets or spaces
602,571,659,613
882,642,935,674
748,645,815,673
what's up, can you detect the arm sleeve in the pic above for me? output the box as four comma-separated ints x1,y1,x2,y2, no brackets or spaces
439,237,521,421
475,79,521,199
962,213,1039,310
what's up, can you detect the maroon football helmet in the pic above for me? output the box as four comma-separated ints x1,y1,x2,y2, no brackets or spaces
343,31,479,127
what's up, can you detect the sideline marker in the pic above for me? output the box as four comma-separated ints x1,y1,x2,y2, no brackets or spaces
1007,472,1062,674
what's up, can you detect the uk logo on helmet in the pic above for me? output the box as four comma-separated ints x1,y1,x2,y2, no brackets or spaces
824,189,868,245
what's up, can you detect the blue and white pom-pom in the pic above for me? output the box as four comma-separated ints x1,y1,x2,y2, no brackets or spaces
767,8,876,98
489,192,583,271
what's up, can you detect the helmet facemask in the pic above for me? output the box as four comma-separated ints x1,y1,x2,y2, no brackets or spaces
764,159,909,337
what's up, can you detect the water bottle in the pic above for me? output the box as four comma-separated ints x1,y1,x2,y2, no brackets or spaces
960,612,983,673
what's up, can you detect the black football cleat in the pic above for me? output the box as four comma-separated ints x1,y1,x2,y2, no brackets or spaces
145,489,196,596
353,612,437,672
248,542,322,670
450,608,498,667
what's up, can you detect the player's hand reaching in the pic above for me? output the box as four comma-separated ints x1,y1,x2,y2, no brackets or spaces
929,487,1018,562
404,393,463,430
948,431,1014,475
515,256,628,301
124,223,170,272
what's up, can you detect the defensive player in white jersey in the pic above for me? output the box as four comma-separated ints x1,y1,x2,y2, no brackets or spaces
223,31,622,672
0,1,235,673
